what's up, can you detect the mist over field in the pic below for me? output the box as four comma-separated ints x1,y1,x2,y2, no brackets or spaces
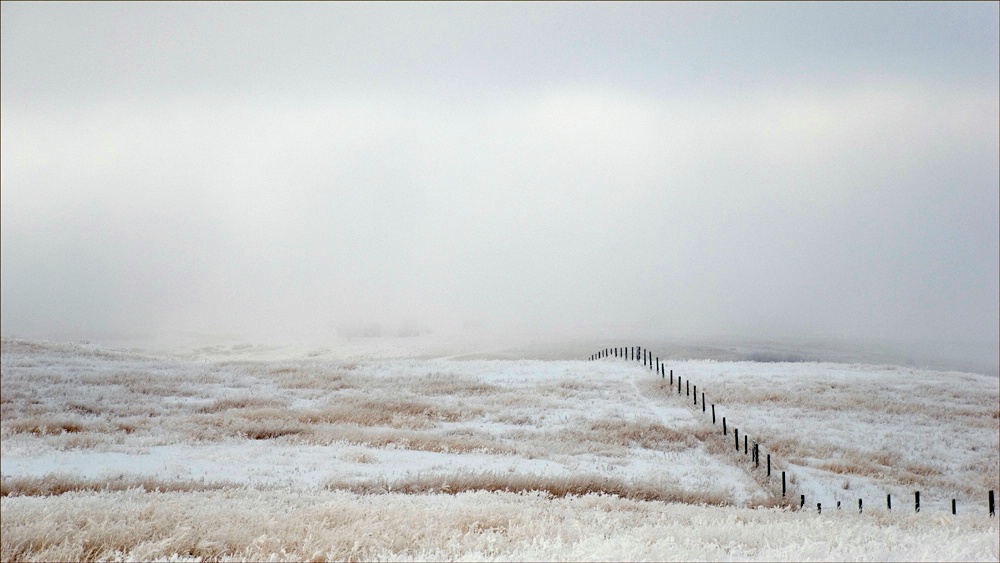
1,3,998,373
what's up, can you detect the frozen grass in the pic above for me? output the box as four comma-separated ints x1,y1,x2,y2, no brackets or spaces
656,361,1000,505
1,488,996,562
1,337,998,561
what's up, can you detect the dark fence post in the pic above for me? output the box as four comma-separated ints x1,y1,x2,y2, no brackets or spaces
678,376,681,395
990,490,996,517
702,392,706,412
782,471,786,497
767,453,771,476
817,503,821,514
952,499,956,515
722,417,727,435
693,384,697,404
744,435,748,455
735,428,739,450
915,491,920,513
686,380,689,396
754,443,759,467
670,369,673,384
712,404,716,424
859,498,863,514
800,495,805,509
887,494,891,511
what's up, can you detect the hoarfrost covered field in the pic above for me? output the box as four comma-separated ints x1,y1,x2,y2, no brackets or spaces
1,336,997,561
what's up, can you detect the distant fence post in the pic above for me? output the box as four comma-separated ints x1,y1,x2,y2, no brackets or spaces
744,435,748,455
800,495,805,509
686,380,689,396
887,494,891,511
735,428,739,450
915,491,920,513
723,417,727,435
693,384,697,404
712,404,716,424
952,499,956,515
767,453,771,476
859,498,863,514
990,490,995,517
782,471,786,497
817,503,821,514
678,376,681,395
702,392,706,412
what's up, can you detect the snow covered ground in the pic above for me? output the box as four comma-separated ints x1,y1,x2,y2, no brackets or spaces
1,336,997,561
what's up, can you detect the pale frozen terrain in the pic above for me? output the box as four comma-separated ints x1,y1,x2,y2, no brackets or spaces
1,336,997,561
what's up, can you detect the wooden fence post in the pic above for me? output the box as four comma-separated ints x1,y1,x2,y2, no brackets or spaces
693,384,697,404
952,499,956,515
744,435,748,455
800,495,805,509
887,494,891,511
686,380,689,396
767,453,771,476
859,498,863,514
915,491,920,513
678,376,681,394
702,392,706,412
712,404,716,423
670,369,673,384
735,428,739,450
782,471,786,497
990,490,995,517
722,417,726,435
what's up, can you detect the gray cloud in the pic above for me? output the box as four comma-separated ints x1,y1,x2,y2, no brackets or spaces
2,3,997,356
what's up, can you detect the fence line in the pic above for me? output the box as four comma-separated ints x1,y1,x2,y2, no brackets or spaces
588,345,996,517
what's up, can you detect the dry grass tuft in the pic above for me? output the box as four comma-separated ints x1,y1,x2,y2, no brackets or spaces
1,474,238,498
298,396,479,429
309,425,513,455
197,397,288,413
588,418,696,450
6,417,88,436
326,471,734,506
339,447,379,464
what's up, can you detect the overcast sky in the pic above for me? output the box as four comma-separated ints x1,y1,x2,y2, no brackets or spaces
2,2,998,348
